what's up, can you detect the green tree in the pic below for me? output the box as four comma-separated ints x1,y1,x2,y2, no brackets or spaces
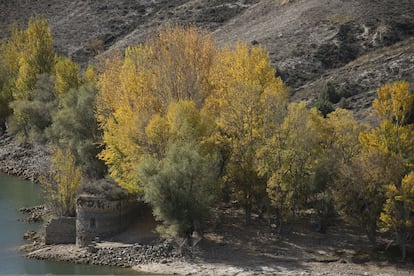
139,142,219,239
47,84,106,178
315,82,337,117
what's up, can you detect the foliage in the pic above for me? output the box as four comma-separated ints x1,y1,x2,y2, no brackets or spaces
47,84,106,178
55,56,80,95
335,150,404,247
139,142,219,238
96,26,218,193
40,146,82,217
315,82,336,117
360,81,414,162
7,74,57,143
0,25,28,130
380,172,414,260
14,16,55,100
84,64,98,85
3,17,56,143
258,103,324,226
207,43,288,224
335,81,414,247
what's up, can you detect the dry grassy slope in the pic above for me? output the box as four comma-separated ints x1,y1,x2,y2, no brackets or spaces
1,0,413,119
214,0,414,121
0,0,257,63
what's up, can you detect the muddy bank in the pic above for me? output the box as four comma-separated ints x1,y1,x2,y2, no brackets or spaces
0,135,49,182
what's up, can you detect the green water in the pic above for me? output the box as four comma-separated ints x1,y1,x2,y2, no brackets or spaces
0,174,137,275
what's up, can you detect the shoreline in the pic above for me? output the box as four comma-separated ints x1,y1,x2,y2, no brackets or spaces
19,231,414,276
3,133,413,275
21,241,414,276
0,134,49,182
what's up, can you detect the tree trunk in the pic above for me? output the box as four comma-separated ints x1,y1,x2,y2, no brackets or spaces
245,203,251,225
397,233,407,261
366,225,377,250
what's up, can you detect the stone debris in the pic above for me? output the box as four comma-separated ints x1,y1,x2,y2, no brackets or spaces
0,134,49,182
26,239,185,268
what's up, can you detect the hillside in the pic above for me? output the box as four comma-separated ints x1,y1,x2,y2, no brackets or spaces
1,0,413,119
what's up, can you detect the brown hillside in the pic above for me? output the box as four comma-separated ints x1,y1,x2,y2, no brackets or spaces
1,0,413,118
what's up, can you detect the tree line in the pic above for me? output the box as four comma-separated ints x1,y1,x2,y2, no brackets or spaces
0,18,413,259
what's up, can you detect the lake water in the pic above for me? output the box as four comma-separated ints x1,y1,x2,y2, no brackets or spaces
0,174,136,275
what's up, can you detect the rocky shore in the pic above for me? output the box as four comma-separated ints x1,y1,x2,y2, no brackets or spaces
0,134,49,182
22,239,186,268
18,205,49,223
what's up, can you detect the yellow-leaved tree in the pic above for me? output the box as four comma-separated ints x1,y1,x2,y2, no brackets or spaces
55,56,80,95
380,172,414,260
14,16,55,100
337,81,414,248
97,26,217,193
258,103,325,230
206,43,288,224
40,146,82,217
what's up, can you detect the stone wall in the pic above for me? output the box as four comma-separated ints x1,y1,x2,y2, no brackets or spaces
45,217,76,245
76,195,136,247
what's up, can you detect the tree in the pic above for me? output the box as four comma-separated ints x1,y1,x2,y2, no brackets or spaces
4,17,56,142
139,142,219,239
380,172,414,260
0,26,27,131
55,56,80,95
14,16,55,100
207,43,288,224
258,103,324,230
360,81,414,161
47,84,106,178
40,146,82,217
335,150,404,247
97,26,218,193
335,81,414,248
315,82,337,117
8,74,57,143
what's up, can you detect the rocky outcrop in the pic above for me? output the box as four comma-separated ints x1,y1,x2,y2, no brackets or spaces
0,135,49,182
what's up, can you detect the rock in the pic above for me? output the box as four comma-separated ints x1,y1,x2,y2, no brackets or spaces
0,134,49,182
87,244,98,253
23,231,37,240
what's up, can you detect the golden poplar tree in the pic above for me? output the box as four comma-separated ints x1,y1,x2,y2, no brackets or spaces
40,146,82,217
380,172,414,260
55,57,80,95
14,17,55,100
206,43,288,224
336,81,414,248
97,27,217,193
